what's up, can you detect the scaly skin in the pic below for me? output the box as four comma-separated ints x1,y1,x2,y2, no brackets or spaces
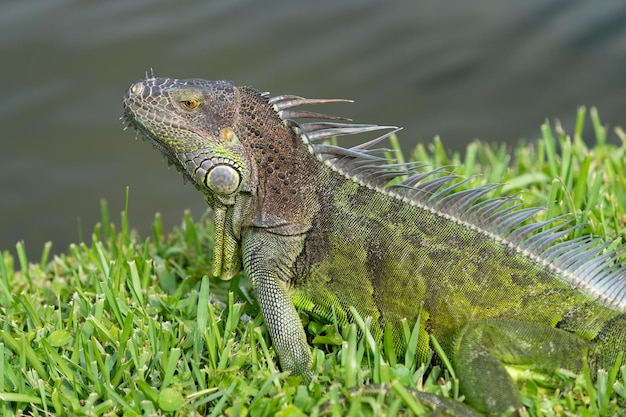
123,76,626,415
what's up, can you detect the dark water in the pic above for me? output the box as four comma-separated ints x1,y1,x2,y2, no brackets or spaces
1,0,626,258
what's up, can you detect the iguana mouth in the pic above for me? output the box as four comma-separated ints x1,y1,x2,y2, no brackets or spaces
122,111,168,152
121,108,196,189
122,79,193,177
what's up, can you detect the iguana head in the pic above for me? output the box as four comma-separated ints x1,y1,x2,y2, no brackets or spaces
122,77,254,207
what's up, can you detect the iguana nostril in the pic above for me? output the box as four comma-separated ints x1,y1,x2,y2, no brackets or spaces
130,82,144,96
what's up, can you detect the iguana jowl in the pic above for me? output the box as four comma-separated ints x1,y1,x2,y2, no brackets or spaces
123,76,626,415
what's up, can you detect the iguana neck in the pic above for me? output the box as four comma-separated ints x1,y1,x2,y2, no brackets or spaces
233,86,324,234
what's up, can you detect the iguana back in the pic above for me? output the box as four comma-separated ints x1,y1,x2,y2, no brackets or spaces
123,76,626,415
293,168,622,353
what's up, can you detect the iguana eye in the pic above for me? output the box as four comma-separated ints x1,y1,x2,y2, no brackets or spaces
181,99,200,110
205,164,240,195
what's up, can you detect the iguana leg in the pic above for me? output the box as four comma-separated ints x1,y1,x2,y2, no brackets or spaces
242,229,313,378
452,319,591,416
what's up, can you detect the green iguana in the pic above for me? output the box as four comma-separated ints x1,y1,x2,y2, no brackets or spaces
122,75,626,415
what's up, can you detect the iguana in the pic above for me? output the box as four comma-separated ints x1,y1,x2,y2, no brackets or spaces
122,75,626,415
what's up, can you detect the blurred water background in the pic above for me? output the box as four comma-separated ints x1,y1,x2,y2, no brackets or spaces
1,0,626,258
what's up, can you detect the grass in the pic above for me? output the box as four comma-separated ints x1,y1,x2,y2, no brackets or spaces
1,106,626,416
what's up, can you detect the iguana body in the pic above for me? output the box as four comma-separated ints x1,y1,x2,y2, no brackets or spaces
123,76,626,415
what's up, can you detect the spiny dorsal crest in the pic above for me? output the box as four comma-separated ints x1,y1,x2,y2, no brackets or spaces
269,93,626,312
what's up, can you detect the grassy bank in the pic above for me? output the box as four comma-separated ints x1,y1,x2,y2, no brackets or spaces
1,107,625,416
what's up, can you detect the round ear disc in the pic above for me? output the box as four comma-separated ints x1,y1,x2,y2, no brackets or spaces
205,164,241,195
